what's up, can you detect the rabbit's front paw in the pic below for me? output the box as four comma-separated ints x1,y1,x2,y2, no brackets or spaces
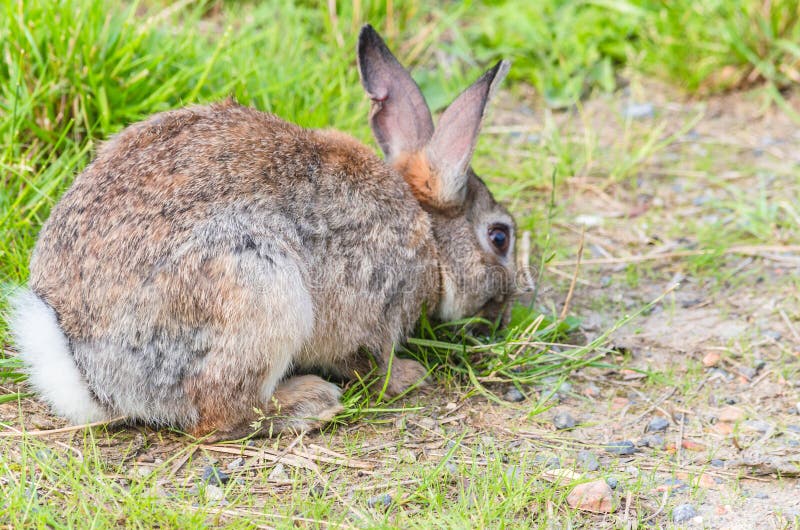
384,358,429,397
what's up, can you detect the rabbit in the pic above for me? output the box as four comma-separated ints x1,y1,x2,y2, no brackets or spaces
8,25,517,440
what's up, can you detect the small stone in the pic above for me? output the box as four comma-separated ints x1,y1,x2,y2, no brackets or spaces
763,330,782,341
710,459,725,468
623,102,655,120
268,463,288,481
604,441,635,455
367,493,392,509
647,416,669,433
553,412,576,430
638,434,665,449
624,466,639,478
605,477,618,489
398,449,417,464
417,417,438,431
718,406,745,423
739,367,757,380
702,352,721,367
566,479,614,513
673,503,697,523
753,492,769,499
202,466,230,486
753,359,767,372
786,425,800,433
134,466,153,478
582,384,600,398
226,457,245,470
504,387,525,402
136,453,155,464
504,465,523,486
204,484,225,502
743,420,771,433
576,450,600,472
534,455,562,469
662,478,687,492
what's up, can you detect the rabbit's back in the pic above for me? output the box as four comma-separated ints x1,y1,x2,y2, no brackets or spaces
28,100,438,424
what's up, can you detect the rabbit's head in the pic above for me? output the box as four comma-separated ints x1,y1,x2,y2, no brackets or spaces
358,25,517,326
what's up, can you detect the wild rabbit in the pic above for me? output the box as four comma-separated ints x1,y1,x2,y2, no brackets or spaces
9,25,516,439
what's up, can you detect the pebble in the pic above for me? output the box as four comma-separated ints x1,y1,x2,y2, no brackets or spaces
647,416,670,433
710,459,725,468
763,330,782,341
623,102,655,120
534,455,561,469
739,366,757,380
227,457,245,470
553,412,576,430
662,478,688,491
638,434,665,449
268,463,289,481
576,450,600,472
202,466,230,486
673,503,698,523
753,359,766,372
134,466,153,478
753,492,769,499
367,493,392,509
786,425,800,433
504,387,525,402
743,420,772,433
204,484,225,502
604,440,635,455
605,477,618,490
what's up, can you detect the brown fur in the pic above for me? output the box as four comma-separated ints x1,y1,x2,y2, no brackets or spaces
13,26,516,440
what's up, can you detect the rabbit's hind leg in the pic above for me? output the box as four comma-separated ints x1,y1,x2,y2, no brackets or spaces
258,374,343,436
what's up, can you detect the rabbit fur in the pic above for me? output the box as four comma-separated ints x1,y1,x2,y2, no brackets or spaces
9,25,516,439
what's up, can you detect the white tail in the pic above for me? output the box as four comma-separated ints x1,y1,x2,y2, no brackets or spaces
8,289,109,423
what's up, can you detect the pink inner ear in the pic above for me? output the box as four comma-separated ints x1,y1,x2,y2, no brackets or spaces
357,25,434,161
425,62,507,205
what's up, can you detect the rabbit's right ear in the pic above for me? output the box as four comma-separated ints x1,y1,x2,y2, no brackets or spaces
357,24,434,162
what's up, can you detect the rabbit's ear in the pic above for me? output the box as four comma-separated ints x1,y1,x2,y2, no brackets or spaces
425,60,510,207
357,24,434,162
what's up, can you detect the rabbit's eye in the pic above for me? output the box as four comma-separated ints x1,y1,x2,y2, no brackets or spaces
488,224,510,254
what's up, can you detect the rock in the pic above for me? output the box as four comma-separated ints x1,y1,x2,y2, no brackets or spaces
753,359,766,372
204,484,225,502
227,457,245,470
718,406,745,423
605,477,618,490
576,450,600,472
739,366,757,380
566,479,614,513
763,330,782,341
504,387,525,402
753,492,769,499
553,412,576,430
639,434,665,449
786,425,800,433
134,466,153,478
647,416,669,433
673,503,697,523
268,463,288,481
710,459,725,468
661,478,687,492
201,466,230,486
702,352,721,367
623,102,655,120
398,449,417,464
582,384,600,398
136,453,155,464
367,493,392,509
534,455,561,469
604,441,635,455
624,466,639,478
742,420,771,433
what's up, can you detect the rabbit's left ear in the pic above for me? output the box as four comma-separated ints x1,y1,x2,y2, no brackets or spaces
424,60,510,208
357,24,434,162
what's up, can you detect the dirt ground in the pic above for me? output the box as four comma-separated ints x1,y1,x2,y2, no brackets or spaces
2,80,799,528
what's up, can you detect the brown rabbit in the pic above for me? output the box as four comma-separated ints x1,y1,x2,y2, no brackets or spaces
9,25,516,439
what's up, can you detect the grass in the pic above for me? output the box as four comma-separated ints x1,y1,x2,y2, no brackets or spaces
2,0,800,528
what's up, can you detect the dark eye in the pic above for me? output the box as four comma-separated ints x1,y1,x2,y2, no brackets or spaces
488,224,510,254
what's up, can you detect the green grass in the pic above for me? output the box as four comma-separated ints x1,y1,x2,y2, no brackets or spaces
2,0,800,527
